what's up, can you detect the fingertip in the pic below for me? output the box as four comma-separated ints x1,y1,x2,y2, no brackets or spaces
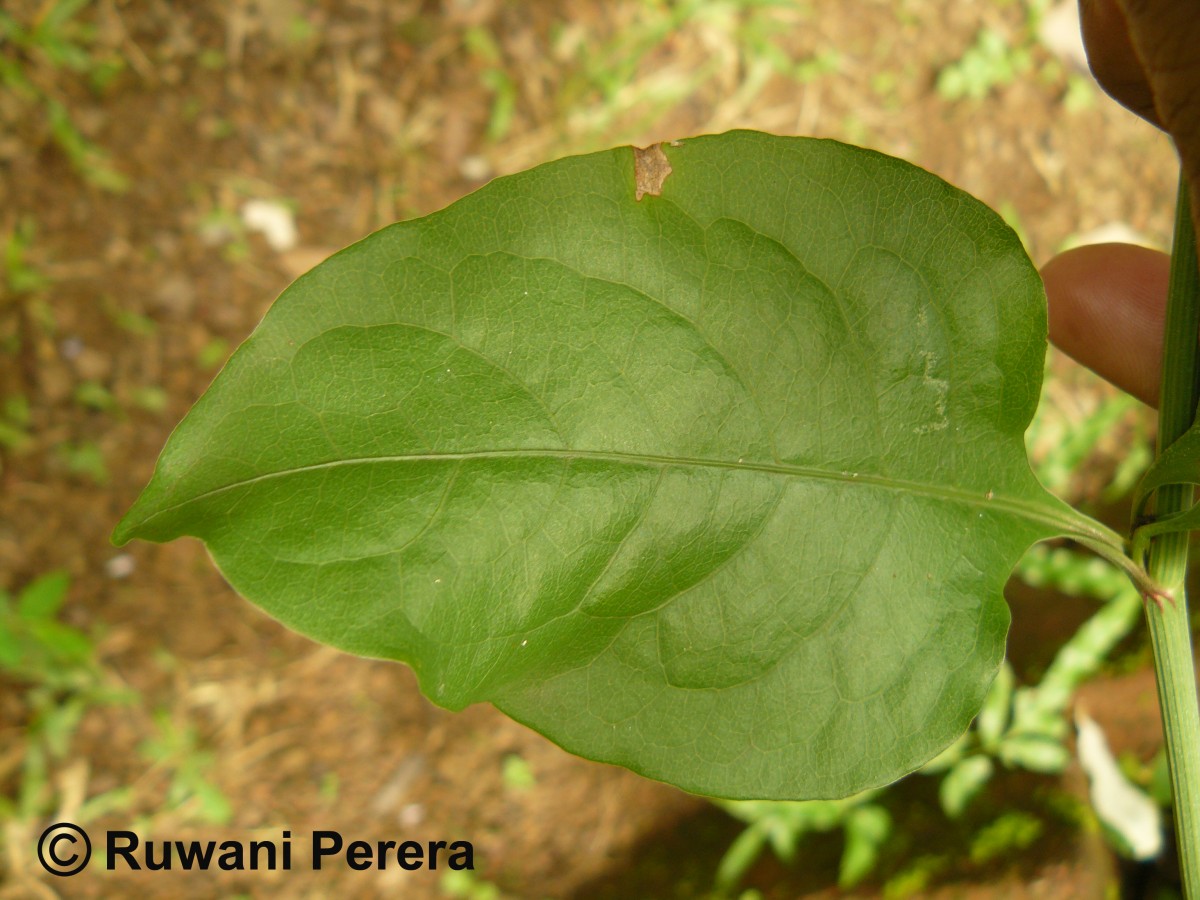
1041,242,1171,406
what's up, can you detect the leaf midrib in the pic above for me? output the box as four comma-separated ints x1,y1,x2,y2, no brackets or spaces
130,446,1102,544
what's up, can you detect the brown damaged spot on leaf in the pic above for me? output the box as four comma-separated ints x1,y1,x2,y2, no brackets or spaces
633,143,673,201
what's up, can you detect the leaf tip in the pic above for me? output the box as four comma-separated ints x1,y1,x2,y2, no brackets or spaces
110,515,136,547
111,496,153,547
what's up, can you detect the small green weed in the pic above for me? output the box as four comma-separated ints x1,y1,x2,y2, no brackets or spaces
0,572,131,827
0,571,89,693
540,1,828,149
73,380,116,412
45,98,129,192
0,1,129,191
0,394,32,453
883,854,949,899
716,791,890,891
464,26,517,143
56,439,109,484
501,754,536,792
130,385,168,414
197,337,230,370
441,868,503,900
937,28,1031,102
196,207,251,262
969,811,1043,864
3,219,50,295
1062,73,1095,114
137,708,234,827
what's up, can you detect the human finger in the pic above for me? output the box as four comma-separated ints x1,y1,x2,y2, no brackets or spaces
1041,242,1172,406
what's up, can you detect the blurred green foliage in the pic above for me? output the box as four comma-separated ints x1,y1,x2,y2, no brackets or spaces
0,0,128,191
136,708,234,827
0,572,132,825
937,28,1031,102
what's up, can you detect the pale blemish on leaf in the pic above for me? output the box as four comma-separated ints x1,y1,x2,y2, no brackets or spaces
634,143,673,201
915,350,950,434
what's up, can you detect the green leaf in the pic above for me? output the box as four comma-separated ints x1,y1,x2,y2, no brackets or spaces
501,753,536,791
1134,509,1197,570
1131,424,1200,551
27,619,93,665
998,733,1069,773
0,619,22,669
918,731,969,774
938,754,994,818
17,571,70,621
113,131,1109,800
1135,423,1200,507
715,823,771,890
969,811,1043,864
839,804,891,888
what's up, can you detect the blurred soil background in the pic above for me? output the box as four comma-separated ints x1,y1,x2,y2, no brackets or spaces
0,0,1187,898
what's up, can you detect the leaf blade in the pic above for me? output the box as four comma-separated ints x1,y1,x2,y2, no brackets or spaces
116,131,1085,799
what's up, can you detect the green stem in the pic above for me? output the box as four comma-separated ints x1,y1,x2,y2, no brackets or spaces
1146,172,1200,898
1074,535,1164,599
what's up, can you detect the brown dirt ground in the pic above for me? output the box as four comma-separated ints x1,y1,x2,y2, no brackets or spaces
0,1,1188,898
